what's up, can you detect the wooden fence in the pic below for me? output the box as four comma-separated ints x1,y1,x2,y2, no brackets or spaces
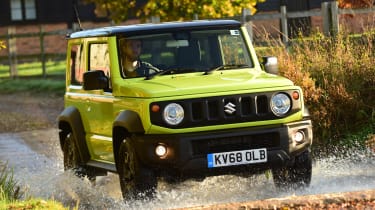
240,1,375,44
0,26,68,78
1,1,375,78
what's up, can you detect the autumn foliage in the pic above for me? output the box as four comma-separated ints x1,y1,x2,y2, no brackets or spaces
257,31,375,143
84,0,264,23
338,0,374,8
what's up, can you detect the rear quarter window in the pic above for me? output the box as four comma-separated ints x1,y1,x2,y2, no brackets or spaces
70,43,84,85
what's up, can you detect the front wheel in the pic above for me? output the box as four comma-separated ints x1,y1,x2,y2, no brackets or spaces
118,137,157,200
272,150,312,190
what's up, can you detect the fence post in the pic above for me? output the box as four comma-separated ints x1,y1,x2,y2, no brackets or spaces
7,27,17,78
322,1,339,36
330,1,339,36
322,2,330,36
39,25,46,77
280,5,288,45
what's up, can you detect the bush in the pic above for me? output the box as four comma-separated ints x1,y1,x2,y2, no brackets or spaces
257,30,375,144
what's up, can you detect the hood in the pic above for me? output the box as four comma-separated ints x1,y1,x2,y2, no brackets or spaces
114,70,295,98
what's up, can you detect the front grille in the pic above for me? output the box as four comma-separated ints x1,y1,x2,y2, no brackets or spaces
189,95,270,121
191,132,280,156
150,90,301,128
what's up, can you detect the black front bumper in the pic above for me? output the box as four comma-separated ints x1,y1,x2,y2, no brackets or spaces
132,120,312,177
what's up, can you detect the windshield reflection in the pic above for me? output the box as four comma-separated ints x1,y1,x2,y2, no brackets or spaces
119,29,253,79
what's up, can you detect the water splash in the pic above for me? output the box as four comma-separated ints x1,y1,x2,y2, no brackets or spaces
1,132,374,209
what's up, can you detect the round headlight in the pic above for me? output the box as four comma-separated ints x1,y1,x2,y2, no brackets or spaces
270,93,291,116
163,103,184,125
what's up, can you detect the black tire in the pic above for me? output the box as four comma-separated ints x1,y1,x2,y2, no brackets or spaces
272,150,312,190
118,137,157,200
63,132,95,181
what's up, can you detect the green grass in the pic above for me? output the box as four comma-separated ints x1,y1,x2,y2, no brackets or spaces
0,78,65,96
0,164,69,210
0,164,20,202
0,198,69,210
0,60,65,78
0,59,66,95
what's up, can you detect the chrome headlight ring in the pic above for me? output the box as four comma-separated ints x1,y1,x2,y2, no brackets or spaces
163,103,184,125
270,93,291,117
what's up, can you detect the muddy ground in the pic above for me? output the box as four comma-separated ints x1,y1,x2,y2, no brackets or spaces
0,92,374,209
0,93,64,133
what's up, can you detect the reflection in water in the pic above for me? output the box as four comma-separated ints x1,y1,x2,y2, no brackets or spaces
0,132,374,209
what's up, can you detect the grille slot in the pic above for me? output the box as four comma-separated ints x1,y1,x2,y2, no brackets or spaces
208,100,220,120
240,96,252,116
191,102,204,120
256,95,268,114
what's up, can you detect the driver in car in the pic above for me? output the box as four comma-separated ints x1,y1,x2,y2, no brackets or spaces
121,39,159,78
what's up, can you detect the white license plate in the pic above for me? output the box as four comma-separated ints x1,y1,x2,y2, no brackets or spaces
207,148,267,168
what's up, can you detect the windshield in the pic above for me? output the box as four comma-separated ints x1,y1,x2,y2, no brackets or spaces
118,28,253,79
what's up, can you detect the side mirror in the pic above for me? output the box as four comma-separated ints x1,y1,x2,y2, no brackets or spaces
261,56,279,75
83,70,109,90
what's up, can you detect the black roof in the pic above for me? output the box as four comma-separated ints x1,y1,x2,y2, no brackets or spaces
69,19,241,39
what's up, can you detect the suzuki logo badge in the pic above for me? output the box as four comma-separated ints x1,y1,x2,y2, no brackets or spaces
224,102,236,114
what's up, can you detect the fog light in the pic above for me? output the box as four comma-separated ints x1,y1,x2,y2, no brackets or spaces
155,144,167,157
293,131,305,143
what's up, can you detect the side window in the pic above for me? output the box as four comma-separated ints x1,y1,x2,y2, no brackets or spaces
89,43,110,77
89,43,111,90
70,44,84,85
218,30,252,66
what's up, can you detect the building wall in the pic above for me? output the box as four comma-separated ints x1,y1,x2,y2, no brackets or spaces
0,23,68,59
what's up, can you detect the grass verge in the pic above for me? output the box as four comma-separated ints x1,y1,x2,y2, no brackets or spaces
0,164,20,202
0,164,68,210
0,78,65,96
0,199,68,210
0,60,65,78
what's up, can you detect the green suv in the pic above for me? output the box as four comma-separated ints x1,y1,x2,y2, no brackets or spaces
58,20,313,199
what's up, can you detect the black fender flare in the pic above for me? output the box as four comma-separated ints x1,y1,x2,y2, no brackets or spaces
112,110,145,171
58,106,90,164
113,110,145,134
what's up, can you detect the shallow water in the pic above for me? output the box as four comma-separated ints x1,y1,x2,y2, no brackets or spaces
0,131,374,209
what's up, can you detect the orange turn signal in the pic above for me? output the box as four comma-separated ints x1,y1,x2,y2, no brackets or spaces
151,104,160,112
292,91,300,100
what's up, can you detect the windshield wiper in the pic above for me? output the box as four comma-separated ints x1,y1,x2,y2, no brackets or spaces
203,64,250,75
145,68,179,80
145,67,197,80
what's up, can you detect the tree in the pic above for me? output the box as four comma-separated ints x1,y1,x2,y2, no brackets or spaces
84,0,137,22
84,0,265,23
